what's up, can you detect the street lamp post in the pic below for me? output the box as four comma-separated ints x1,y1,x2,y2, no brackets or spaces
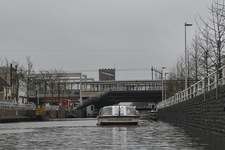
185,22,192,89
162,67,166,101
165,73,168,100
36,84,39,105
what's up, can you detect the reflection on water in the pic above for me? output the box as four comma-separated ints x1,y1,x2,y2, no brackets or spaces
0,118,225,149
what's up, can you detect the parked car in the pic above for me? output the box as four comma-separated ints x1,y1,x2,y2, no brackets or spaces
68,114,76,118
27,102,36,109
28,102,35,105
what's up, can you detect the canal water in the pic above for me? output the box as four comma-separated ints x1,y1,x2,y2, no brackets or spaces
0,118,225,150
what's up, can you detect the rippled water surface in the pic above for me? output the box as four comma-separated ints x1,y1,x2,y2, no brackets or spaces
0,118,225,150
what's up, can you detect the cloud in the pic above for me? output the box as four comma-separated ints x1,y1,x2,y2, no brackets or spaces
0,0,213,80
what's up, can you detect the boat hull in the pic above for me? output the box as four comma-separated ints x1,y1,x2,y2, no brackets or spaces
148,111,157,121
98,116,139,125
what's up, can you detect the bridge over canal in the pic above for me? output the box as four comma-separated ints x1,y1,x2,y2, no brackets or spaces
27,76,164,109
77,80,163,109
27,72,164,109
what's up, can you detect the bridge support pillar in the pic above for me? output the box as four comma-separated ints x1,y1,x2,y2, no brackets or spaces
76,109,86,118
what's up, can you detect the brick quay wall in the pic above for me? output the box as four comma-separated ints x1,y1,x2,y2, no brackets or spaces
47,109,85,118
157,85,225,135
0,109,27,117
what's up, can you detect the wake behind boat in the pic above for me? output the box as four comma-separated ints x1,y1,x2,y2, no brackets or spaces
97,106,140,125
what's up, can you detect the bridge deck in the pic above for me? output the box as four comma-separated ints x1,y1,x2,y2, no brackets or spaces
77,90,162,109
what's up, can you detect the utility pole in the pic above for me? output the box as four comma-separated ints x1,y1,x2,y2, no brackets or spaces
151,67,166,101
185,22,192,89
151,67,163,79
165,73,168,100
151,66,154,80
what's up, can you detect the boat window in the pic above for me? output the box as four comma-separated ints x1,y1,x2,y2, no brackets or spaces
112,107,119,116
126,107,135,115
99,109,103,115
120,106,126,116
102,107,112,116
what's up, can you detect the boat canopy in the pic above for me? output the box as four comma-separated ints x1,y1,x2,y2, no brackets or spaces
99,106,139,116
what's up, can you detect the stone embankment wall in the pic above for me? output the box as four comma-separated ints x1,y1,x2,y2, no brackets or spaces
0,108,86,119
0,109,27,117
158,85,225,135
48,109,85,118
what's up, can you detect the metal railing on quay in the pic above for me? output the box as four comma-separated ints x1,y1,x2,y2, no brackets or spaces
0,102,35,110
45,105,59,111
157,65,225,109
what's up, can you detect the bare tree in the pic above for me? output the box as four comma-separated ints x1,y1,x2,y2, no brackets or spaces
166,55,186,97
176,55,186,91
196,0,225,75
0,58,11,99
189,33,204,83
160,0,225,100
11,61,26,103
23,56,36,103
54,69,67,104
197,24,215,77
38,69,53,102
167,66,179,98
43,69,56,104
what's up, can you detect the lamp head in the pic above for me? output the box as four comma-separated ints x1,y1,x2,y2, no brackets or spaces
185,23,192,26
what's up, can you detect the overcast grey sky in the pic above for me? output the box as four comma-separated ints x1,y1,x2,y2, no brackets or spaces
0,0,213,80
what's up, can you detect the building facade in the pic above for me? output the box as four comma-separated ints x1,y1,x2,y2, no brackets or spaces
99,68,115,81
0,76,12,100
0,64,17,100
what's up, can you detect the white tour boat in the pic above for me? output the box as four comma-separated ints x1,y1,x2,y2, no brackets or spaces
97,105,140,125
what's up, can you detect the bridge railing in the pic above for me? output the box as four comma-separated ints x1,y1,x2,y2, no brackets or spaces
82,81,162,92
157,65,225,109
